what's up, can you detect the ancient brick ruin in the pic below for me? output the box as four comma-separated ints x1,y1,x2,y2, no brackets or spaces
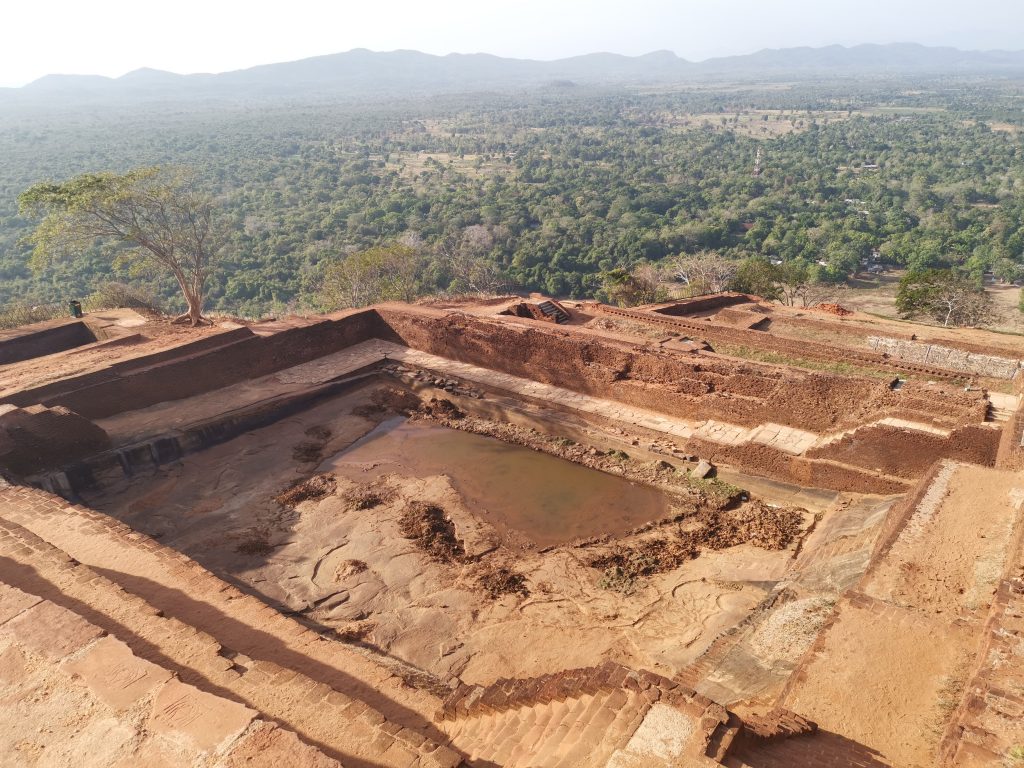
1,296,1022,767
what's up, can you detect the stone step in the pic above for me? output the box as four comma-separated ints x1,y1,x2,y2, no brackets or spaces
440,659,723,767
705,714,744,762
0,580,343,767
553,688,636,767
0,501,461,768
0,484,443,727
530,692,597,766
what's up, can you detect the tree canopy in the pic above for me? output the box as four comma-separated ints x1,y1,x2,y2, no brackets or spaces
895,269,996,327
1,79,1023,317
17,167,221,325
315,243,423,310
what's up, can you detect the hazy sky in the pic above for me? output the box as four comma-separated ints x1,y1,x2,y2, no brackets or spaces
3,0,1022,87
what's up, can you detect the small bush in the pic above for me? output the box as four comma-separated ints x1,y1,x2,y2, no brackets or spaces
86,282,164,313
235,538,274,556
399,502,465,562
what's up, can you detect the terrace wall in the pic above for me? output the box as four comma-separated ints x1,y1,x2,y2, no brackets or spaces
5,310,394,419
650,293,754,316
867,336,1021,380
0,320,97,365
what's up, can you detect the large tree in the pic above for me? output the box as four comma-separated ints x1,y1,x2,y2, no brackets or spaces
18,167,221,326
896,269,996,327
667,250,737,295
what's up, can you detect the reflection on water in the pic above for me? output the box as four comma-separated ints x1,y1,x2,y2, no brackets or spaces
326,417,670,547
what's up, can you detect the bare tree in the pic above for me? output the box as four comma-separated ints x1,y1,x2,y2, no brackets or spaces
896,269,999,327
800,281,846,308
438,225,510,295
19,167,221,326
668,251,738,295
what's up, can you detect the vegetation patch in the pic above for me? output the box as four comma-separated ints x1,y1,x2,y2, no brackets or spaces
276,473,338,507
235,537,274,557
398,502,466,562
335,559,369,581
419,397,465,420
332,621,377,642
342,480,395,510
304,425,332,441
292,441,325,463
474,564,530,599
590,502,805,591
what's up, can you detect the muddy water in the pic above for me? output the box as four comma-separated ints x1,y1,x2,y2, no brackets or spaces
325,418,670,548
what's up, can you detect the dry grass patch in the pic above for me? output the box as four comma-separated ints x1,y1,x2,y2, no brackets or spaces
591,502,805,592
474,564,530,599
235,537,274,557
398,501,466,562
275,473,338,507
342,480,395,510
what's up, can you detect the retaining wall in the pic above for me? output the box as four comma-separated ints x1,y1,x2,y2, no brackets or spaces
591,303,983,382
650,293,754,316
0,320,97,365
867,336,1021,380
5,311,394,419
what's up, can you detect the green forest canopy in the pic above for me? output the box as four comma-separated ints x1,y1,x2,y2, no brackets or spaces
1,77,1023,317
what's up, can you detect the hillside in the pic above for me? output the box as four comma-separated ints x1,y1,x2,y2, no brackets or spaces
4,43,1024,103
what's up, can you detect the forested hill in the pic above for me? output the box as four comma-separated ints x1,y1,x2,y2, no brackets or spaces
1,58,1024,318
5,44,1024,103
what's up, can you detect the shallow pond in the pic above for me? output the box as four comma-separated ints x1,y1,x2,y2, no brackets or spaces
326,418,671,547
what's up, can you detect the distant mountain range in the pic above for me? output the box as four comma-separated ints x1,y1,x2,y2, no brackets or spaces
6,43,1024,103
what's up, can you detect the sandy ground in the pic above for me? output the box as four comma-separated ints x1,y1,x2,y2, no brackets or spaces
863,463,1024,617
784,599,973,768
780,462,1024,767
838,273,1024,336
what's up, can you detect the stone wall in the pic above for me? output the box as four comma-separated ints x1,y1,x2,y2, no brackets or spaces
7,310,392,419
867,336,1021,380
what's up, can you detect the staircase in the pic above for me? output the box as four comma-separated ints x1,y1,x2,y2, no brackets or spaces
445,686,643,767
537,300,570,324
986,392,1019,423
439,661,738,767
436,660,822,768
0,484,461,768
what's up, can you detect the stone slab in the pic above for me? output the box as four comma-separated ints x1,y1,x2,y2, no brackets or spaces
617,702,696,762
0,582,43,625
692,460,714,479
0,644,30,686
220,721,341,768
2,600,103,659
65,635,173,712
149,678,256,753
112,738,188,768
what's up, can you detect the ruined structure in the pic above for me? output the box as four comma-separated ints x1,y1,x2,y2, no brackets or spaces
1,296,1022,767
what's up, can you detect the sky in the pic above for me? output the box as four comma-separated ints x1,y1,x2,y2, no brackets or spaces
3,0,1023,87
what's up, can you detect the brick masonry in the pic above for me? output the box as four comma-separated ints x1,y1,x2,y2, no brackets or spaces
0,485,462,768
0,580,342,767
